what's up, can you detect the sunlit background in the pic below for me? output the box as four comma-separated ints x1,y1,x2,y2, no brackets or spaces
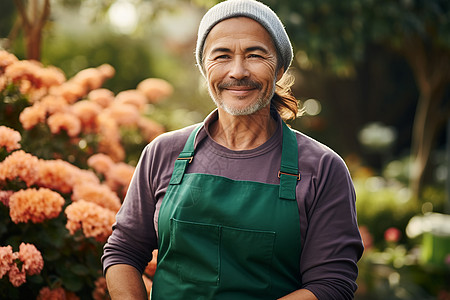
0,0,449,299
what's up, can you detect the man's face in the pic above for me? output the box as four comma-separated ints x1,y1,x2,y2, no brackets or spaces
203,17,283,116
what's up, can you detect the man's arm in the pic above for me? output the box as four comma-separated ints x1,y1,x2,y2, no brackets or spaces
105,264,148,300
279,288,318,300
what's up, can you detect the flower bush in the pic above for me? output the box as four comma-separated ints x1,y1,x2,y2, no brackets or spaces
0,50,169,299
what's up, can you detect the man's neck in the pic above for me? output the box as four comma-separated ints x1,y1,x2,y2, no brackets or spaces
209,106,276,150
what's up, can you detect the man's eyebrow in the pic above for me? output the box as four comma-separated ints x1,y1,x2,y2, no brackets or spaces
210,47,232,54
209,46,270,54
246,46,269,54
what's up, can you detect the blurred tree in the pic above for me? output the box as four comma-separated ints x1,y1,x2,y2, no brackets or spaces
13,0,50,60
265,0,450,199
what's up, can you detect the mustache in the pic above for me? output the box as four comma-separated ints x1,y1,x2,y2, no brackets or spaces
218,79,262,89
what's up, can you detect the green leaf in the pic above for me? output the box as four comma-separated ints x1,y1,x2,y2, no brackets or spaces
71,264,90,276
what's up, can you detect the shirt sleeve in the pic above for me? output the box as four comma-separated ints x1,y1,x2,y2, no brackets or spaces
300,151,364,300
102,143,158,275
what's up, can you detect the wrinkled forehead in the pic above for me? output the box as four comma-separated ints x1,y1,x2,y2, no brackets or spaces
203,17,275,51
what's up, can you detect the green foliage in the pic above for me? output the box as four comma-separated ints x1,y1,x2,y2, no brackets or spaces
266,0,450,74
355,176,419,248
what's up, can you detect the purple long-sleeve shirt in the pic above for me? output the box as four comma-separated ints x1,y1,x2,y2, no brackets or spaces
102,109,364,299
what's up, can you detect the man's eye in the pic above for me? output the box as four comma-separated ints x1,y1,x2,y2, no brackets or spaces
215,55,230,60
248,54,263,58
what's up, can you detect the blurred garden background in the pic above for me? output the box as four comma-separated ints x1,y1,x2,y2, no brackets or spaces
0,0,449,299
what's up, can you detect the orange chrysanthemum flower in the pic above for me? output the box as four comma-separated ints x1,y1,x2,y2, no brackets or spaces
72,182,121,212
0,190,13,206
9,188,65,224
0,50,19,73
138,116,165,142
0,245,14,278
87,153,114,175
105,162,135,196
47,112,82,137
35,159,99,194
115,89,147,111
8,263,26,287
0,150,39,187
18,242,44,276
104,103,140,126
19,102,47,130
71,100,102,132
88,88,115,108
0,126,21,152
92,277,109,300
37,287,80,300
137,78,173,103
65,200,116,242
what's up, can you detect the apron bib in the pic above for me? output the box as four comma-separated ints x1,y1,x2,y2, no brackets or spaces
152,122,302,300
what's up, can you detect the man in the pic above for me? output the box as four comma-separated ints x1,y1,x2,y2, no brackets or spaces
102,0,364,299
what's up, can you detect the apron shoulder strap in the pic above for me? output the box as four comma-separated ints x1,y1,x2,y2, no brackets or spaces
278,122,300,201
169,124,203,185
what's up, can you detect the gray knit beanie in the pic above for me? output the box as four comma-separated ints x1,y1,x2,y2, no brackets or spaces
195,0,293,78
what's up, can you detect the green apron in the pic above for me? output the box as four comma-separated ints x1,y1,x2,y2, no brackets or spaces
152,121,302,300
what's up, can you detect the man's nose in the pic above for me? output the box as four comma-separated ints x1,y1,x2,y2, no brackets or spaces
228,57,250,80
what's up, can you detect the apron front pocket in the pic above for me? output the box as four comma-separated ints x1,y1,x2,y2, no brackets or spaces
170,218,220,285
170,218,276,292
220,226,275,292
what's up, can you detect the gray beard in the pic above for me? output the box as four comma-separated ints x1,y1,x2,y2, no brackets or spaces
209,78,277,116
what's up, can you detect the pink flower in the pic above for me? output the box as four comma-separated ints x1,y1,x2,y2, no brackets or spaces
0,150,40,186
72,183,121,212
65,200,116,242
137,78,173,103
384,227,402,243
0,245,14,278
8,263,26,287
18,242,44,276
47,112,82,137
9,188,65,224
0,126,21,152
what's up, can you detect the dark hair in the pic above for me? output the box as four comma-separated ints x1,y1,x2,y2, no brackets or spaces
272,72,301,121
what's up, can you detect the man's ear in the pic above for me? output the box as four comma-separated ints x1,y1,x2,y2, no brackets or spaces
276,67,284,82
